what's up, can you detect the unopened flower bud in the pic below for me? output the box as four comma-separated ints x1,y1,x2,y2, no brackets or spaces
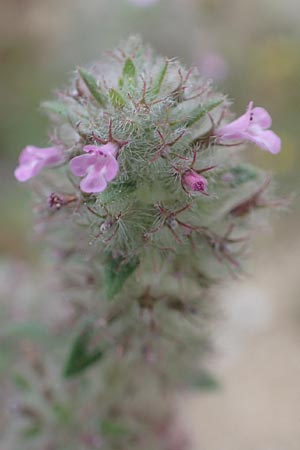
182,170,208,193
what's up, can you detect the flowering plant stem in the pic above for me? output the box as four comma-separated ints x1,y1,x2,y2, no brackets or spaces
14,37,281,449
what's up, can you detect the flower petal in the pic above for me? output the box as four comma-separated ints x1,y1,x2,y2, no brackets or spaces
19,146,63,165
245,129,281,154
80,165,107,193
101,155,119,181
98,142,118,156
83,143,118,157
69,154,97,176
41,147,64,165
14,160,45,182
251,107,272,129
216,102,253,140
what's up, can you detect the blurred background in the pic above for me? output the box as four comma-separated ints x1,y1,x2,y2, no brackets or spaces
0,0,299,449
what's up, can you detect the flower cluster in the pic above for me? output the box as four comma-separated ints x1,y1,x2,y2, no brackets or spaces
12,37,283,450
14,101,280,193
13,37,281,261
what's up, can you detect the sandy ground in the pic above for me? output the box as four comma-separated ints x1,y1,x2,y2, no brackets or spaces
181,223,300,450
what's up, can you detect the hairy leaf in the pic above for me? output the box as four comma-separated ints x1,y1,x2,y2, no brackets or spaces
104,255,139,300
229,164,259,187
122,58,136,81
64,322,104,377
186,371,220,390
41,101,70,119
109,88,126,108
186,99,223,127
79,68,106,106
151,60,168,95
100,419,130,437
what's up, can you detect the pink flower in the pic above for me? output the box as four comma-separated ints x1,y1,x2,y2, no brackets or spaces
128,0,158,6
14,146,64,182
197,51,229,82
182,170,208,193
215,102,281,154
69,143,119,194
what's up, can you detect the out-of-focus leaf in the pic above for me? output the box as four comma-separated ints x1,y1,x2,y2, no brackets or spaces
109,88,126,108
12,373,31,391
63,322,104,377
41,101,69,119
186,371,221,391
229,165,259,187
151,60,168,95
100,179,137,203
104,255,139,300
51,402,71,424
78,68,106,106
186,99,223,127
21,426,42,439
100,419,130,437
122,58,136,82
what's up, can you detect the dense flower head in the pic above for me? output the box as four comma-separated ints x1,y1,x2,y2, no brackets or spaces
11,38,284,450
14,145,64,182
215,101,281,154
14,37,281,262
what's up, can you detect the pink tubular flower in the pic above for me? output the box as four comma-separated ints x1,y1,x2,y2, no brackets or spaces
182,170,208,193
14,146,64,182
128,0,159,6
69,143,119,194
215,101,281,154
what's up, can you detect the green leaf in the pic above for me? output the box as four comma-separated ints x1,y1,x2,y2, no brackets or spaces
122,58,136,81
170,99,223,127
63,322,104,377
100,179,137,203
78,68,106,106
104,255,139,300
21,426,42,439
51,402,71,424
41,101,69,119
186,371,220,391
151,60,168,95
100,419,130,437
229,165,258,187
13,373,31,392
186,99,223,127
109,88,126,108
